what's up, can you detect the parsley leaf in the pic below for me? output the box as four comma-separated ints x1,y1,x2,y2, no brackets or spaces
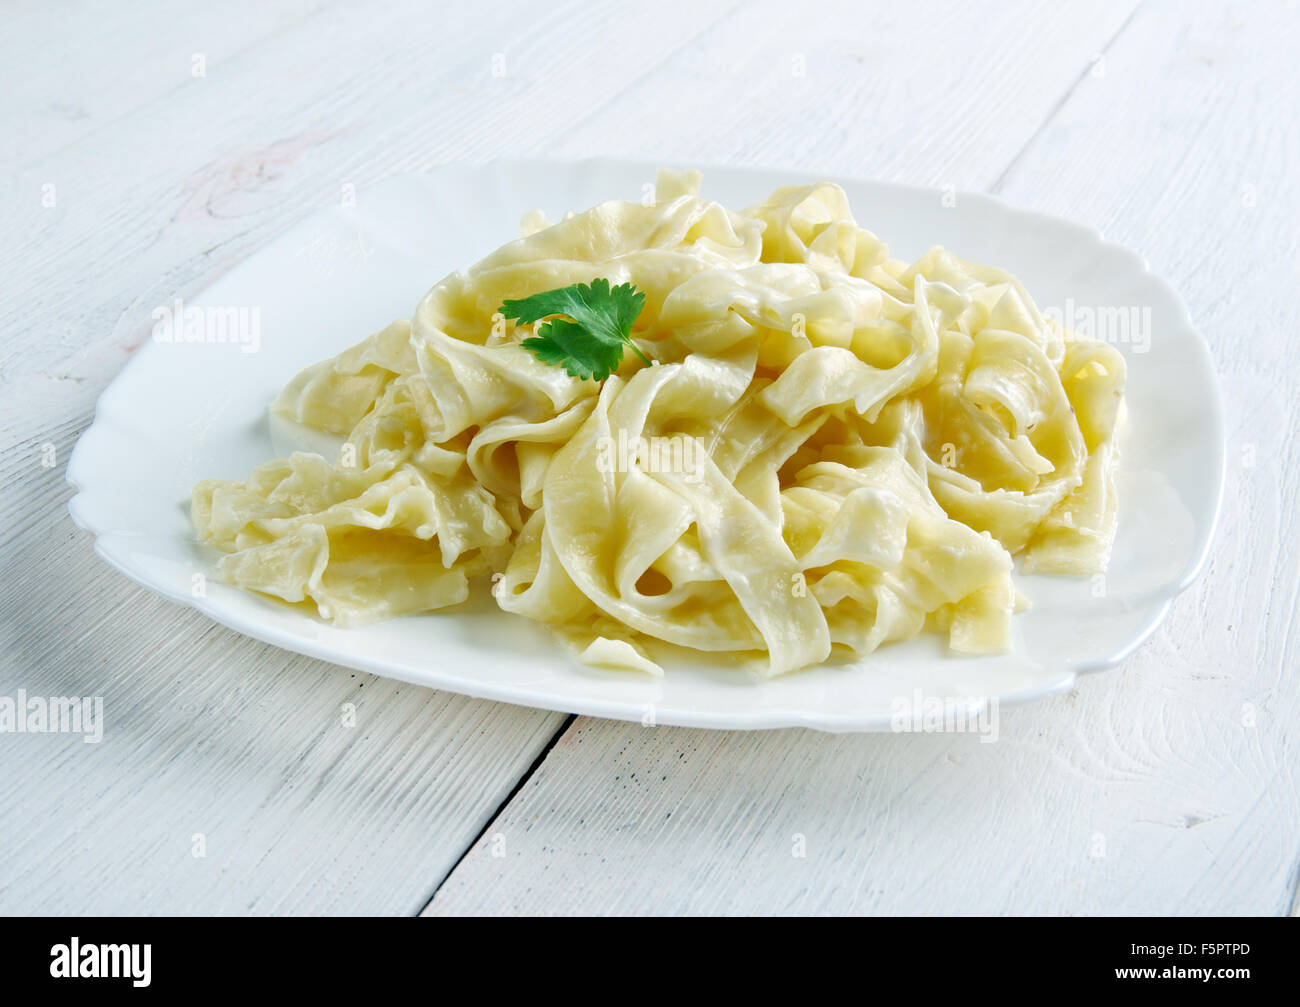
501,279,651,381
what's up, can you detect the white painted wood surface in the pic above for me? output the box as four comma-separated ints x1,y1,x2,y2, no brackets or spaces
2,0,1295,916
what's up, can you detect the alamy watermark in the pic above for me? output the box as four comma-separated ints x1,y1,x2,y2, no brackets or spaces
595,429,705,484
890,689,999,743
151,297,260,353
0,690,104,743
50,938,150,987
1042,298,1150,353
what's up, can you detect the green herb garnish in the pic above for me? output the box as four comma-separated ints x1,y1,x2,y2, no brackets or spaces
501,279,650,381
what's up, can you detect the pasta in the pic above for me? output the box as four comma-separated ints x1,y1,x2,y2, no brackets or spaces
192,170,1125,677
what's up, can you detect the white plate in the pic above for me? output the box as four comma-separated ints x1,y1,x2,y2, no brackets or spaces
67,160,1225,732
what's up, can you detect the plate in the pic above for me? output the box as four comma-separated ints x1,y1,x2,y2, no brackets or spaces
66,160,1225,731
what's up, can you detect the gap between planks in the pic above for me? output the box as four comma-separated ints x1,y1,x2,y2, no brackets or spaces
987,0,1145,196
416,713,577,914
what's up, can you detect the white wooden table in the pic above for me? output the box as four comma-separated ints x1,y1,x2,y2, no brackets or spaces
2,0,1297,916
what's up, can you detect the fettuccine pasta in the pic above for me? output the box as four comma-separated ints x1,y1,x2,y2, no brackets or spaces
193,170,1125,677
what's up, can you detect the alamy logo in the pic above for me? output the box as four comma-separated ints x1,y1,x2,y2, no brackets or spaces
595,430,705,483
890,689,999,743
1041,299,1151,354
151,297,261,353
0,690,103,743
50,939,150,987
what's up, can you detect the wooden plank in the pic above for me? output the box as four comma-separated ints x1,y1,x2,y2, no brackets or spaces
553,0,1144,187
0,0,334,168
0,587,567,916
426,0,1300,916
